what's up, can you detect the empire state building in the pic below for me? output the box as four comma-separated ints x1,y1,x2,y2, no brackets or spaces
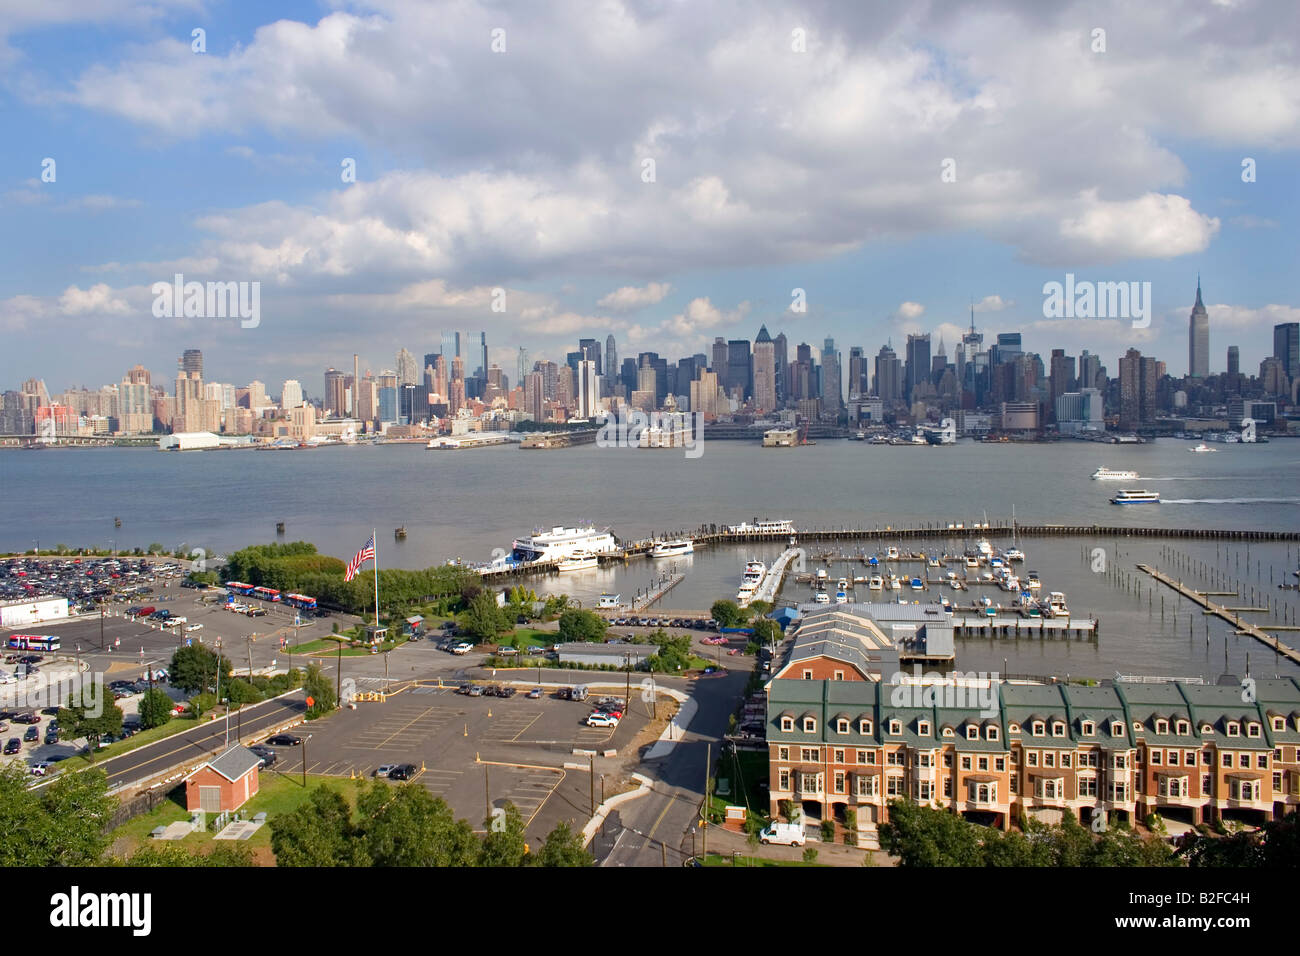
1188,276,1209,378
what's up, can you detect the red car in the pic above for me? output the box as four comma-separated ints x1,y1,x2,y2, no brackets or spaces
133,606,156,618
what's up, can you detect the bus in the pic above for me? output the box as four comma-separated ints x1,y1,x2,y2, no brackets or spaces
251,586,282,603
7,634,61,652
225,582,256,596
284,593,318,611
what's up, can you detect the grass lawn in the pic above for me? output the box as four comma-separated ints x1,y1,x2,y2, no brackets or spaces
107,772,360,863
503,628,554,647
70,714,205,764
699,852,823,867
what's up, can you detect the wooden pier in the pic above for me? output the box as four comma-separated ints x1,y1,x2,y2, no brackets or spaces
951,614,1097,638
1137,563,1300,666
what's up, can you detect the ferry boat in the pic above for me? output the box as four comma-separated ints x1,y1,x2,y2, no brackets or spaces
737,560,766,602
511,526,619,563
651,538,695,558
556,552,599,572
868,574,884,590
1091,466,1139,480
728,518,795,534
1189,443,1215,453
1110,489,1160,504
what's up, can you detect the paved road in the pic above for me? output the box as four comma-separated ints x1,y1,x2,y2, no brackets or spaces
94,691,306,789
594,663,750,867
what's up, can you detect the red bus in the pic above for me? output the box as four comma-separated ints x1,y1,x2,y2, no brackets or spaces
7,634,61,652
225,582,256,596
284,593,318,610
251,587,281,603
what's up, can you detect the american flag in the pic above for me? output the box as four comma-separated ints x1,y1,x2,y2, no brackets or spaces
345,534,375,581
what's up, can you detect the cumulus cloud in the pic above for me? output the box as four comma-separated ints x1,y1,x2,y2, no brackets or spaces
662,297,751,342
597,282,672,311
894,301,925,320
1054,192,1220,263
58,283,130,315
972,295,1012,312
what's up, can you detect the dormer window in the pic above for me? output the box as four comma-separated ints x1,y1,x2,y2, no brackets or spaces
1247,723,1261,738
1155,719,1169,735
888,719,901,735
917,720,930,736
803,717,817,733
1008,723,1020,733
780,716,794,732
1032,721,1045,736
1176,720,1190,736
986,726,999,742
1272,717,1285,732
1080,721,1094,736
1111,722,1124,738
1201,723,1214,735
942,727,954,738
836,718,849,734
1051,722,1065,738
966,725,979,740
859,719,873,736
1226,722,1240,738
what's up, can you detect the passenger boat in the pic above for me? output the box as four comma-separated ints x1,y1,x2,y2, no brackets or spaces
1189,443,1215,453
736,560,766,603
651,538,694,558
1110,489,1160,504
1091,466,1139,480
511,526,618,562
556,552,599,572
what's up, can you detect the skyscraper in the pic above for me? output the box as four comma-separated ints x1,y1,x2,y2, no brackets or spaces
874,342,902,402
324,368,348,417
904,333,930,401
773,333,788,407
578,338,602,376
516,348,529,390
727,340,752,401
821,337,841,414
1274,322,1299,383
1188,277,1209,378
711,338,728,392
395,348,418,386
848,347,866,398
281,379,303,409
1227,345,1240,377
605,335,617,385
1118,348,1156,430
181,349,203,377
576,360,601,418
752,326,776,413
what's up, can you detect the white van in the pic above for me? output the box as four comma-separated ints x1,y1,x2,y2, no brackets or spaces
759,822,807,846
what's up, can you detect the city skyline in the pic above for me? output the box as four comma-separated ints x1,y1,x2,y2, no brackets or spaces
2,3,1298,387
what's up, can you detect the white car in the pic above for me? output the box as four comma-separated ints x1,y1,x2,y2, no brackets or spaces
0,673,15,684
374,764,398,778
29,761,53,777
452,642,473,655
184,623,203,632
586,713,619,728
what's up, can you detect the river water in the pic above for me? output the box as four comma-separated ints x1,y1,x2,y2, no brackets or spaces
3,438,1298,681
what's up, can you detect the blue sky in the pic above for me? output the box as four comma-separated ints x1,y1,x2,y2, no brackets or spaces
2,0,1297,396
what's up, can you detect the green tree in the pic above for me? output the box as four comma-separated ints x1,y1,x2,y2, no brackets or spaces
270,786,366,866
0,764,115,866
480,802,529,867
58,687,123,750
358,780,479,867
169,644,232,694
126,842,254,867
224,678,264,706
878,801,984,867
303,662,336,718
532,821,592,867
747,600,773,619
751,618,781,646
557,608,607,643
137,688,174,730
646,630,692,672
710,600,744,628
1182,812,1299,866
460,591,510,643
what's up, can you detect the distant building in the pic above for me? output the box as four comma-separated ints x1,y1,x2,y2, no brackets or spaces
1188,278,1209,378
185,746,261,813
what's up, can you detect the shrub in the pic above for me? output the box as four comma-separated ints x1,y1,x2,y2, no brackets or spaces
820,819,836,842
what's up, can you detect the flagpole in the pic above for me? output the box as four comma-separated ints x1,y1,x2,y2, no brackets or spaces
372,528,380,631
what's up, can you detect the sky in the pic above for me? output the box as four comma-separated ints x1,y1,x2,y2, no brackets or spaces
1,0,1297,397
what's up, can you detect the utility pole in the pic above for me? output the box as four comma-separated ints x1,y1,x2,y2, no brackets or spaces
485,764,491,825
589,754,595,816
702,742,711,857
302,736,308,787
336,638,343,704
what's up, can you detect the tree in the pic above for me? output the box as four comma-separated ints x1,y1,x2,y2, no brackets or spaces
270,786,366,866
358,781,479,867
532,821,592,867
747,600,773,619
126,842,253,867
169,644,232,694
1182,812,1300,867
878,801,984,867
460,591,510,643
480,802,528,867
646,630,692,672
557,609,607,643
710,600,744,628
303,662,336,718
138,689,174,730
0,764,115,866
58,687,123,750
751,619,781,646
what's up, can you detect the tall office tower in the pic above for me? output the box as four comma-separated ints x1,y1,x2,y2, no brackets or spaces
1048,349,1075,421
1118,348,1157,429
873,342,902,401
181,349,203,377
821,337,841,414
487,365,506,391
1260,357,1289,396
440,331,461,367
523,371,545,421
726,340,752,401
423,352,441,381
516,348,529,390
636,364,657,399
555,364,574,409
1227,345,1240,377
1188,277,1209,378
323,368,347,417
118,371,152,434
773,333,788,406
451,355,465,388
281,379,303,409
605,336,617,383
848,347,866,398
904,333,930,401
1077,350,1101,391
751,326,777,412
620,357,637,395
355,376,377,424
711,338,729,389
125,364,151,386
174,368,204,432
1274,322,1299,382
576,360,601,418
352,354,359,415
691,370,719,418
929,336,946,384
475,332,488,380
395,348,418,386
578,338,602,376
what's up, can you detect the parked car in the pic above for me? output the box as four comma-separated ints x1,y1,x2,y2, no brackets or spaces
23,727,38,742
759,823,806,846
265,734,303,747
374,764,398,778
4,738,21,755
498,686,516,698
29,761,53,776
452,642,473,655
465,685,485,697
526,687,543,699
12,713,40,725
586,712,619,728
388,764,418,781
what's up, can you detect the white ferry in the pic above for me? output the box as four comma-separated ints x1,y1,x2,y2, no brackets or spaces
651,538,695,558
1189,443,1216,453
556,552,599,572
1110,489,1160,504
728,519,795,534
1091,466,1139,480
737,560,766,603
511,526,619,563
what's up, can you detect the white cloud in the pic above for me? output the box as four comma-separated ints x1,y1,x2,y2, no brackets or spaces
1054,191,1220,263
597,282,672,311
661,297,750,342
58,283,130,315
972,294,1011,313
894,302,925,320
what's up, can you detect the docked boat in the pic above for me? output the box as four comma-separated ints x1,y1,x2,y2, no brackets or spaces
927,556,941,568
909,577,924,591
1091,466,1139,480
814,591,831,604
1004,548,1025,562
837,577,849,591
737,560,766,603
557,552,599,572
888,573,902,590
964,554,980,569
976,539,994,559
1110,489,1160,504
886,546,900,560
1047,591,1069,617
834,590,848,604
728,518,795,534
651,538,695,558
868,574,884,590
1189,443,1215,453
1026,571,1042,590
511,526,619,562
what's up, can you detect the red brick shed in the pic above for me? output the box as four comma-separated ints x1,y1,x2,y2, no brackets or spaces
185,746,262,813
